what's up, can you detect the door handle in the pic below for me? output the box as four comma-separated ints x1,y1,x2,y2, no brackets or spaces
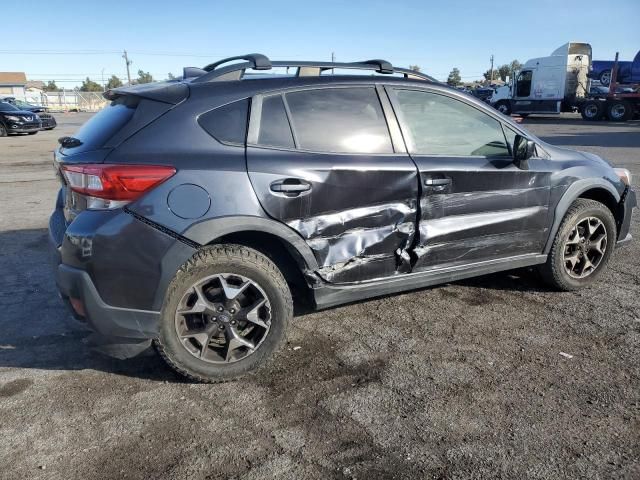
424,178,452,186
270,179,311,195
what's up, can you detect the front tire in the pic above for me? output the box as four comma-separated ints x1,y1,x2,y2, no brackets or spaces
0,123,7,137
155,245,293,383
494,101,511,115
538,199,616,291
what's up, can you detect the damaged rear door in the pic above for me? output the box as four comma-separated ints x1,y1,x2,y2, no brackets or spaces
246,85,419,283
387,87,552,270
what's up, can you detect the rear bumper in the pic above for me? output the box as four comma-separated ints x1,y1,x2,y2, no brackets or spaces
55,263,159,358
48,199,197,359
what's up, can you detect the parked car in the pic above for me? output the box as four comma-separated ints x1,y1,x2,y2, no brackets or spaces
589,49,640,86
49,54,636,382
0,101,42,136
0,97,57,130
589,85,636,97
470,86,494,102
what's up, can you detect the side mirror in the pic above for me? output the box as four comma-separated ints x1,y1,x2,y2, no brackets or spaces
513,134,535,169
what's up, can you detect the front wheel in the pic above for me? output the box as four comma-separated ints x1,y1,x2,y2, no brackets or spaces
494,101,511,115
538,199,616,291
0,123,7,137
155,245,292,383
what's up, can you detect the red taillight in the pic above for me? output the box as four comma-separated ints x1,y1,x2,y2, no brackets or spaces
61,164,176,202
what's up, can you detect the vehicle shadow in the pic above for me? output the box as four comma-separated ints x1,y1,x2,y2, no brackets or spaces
0,228,550,380
0,227,180,383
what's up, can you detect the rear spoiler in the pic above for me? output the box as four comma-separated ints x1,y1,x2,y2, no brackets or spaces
104,81,189,105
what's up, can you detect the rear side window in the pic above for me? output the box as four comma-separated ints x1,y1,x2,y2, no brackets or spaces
198,99,249,146
69,96,138,152
285,88,392,154
257,95,294,148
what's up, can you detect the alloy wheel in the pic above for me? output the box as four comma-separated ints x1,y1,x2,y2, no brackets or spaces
174,273,271,363
563,216,607,279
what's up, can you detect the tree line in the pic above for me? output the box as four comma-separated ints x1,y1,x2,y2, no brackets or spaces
445,60,522,87
41,70,174,92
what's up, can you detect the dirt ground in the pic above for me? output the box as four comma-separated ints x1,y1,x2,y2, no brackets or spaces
0,113,638,480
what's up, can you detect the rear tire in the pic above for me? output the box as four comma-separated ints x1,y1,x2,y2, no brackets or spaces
155,244,293,383
538,199,616,291
607,100,633,122
581,100,604,121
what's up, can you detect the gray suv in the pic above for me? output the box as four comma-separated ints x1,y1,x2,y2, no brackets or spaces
49,54,636,382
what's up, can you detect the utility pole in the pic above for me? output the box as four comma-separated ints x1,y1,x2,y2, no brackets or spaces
331,51,335,74
122,50,132,85
101,68,105,91
489,54,494,84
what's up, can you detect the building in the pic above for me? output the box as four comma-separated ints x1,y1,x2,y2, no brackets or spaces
0,72,27,97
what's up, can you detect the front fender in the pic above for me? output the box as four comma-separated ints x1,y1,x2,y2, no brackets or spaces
544,178,621,254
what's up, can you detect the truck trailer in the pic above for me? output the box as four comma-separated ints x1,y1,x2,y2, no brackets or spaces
580,52,640,122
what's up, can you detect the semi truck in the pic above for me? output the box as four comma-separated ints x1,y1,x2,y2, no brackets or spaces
490,43,639,122
490,42,592,116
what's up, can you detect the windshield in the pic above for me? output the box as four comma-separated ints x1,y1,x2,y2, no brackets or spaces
0,102,19,112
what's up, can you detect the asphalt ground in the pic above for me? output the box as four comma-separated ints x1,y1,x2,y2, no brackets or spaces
0,113,638,479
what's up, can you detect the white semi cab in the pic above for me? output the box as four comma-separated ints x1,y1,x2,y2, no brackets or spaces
490,42,592,116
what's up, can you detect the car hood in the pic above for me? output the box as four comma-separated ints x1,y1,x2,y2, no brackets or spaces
2,109,39,116
540,142,613,167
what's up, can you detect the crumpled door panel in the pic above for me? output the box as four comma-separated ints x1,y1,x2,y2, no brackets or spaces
246,147,419,284
411,158,552,271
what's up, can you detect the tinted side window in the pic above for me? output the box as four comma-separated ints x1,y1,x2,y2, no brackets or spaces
198,99,249,145
393,90,510,157
285,88,393,154
257,95,295,149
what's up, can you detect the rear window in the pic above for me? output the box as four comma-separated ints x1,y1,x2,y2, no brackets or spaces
284,88,393,154
67,97,138,151
198,99,249,145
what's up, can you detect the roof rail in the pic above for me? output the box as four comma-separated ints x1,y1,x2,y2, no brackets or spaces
361,59,394,74
202,53,272,72
189,54,437,83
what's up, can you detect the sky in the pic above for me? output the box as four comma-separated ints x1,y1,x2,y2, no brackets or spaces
1,0,639,88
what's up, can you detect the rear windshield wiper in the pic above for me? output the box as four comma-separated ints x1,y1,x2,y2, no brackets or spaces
58,136,83,148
